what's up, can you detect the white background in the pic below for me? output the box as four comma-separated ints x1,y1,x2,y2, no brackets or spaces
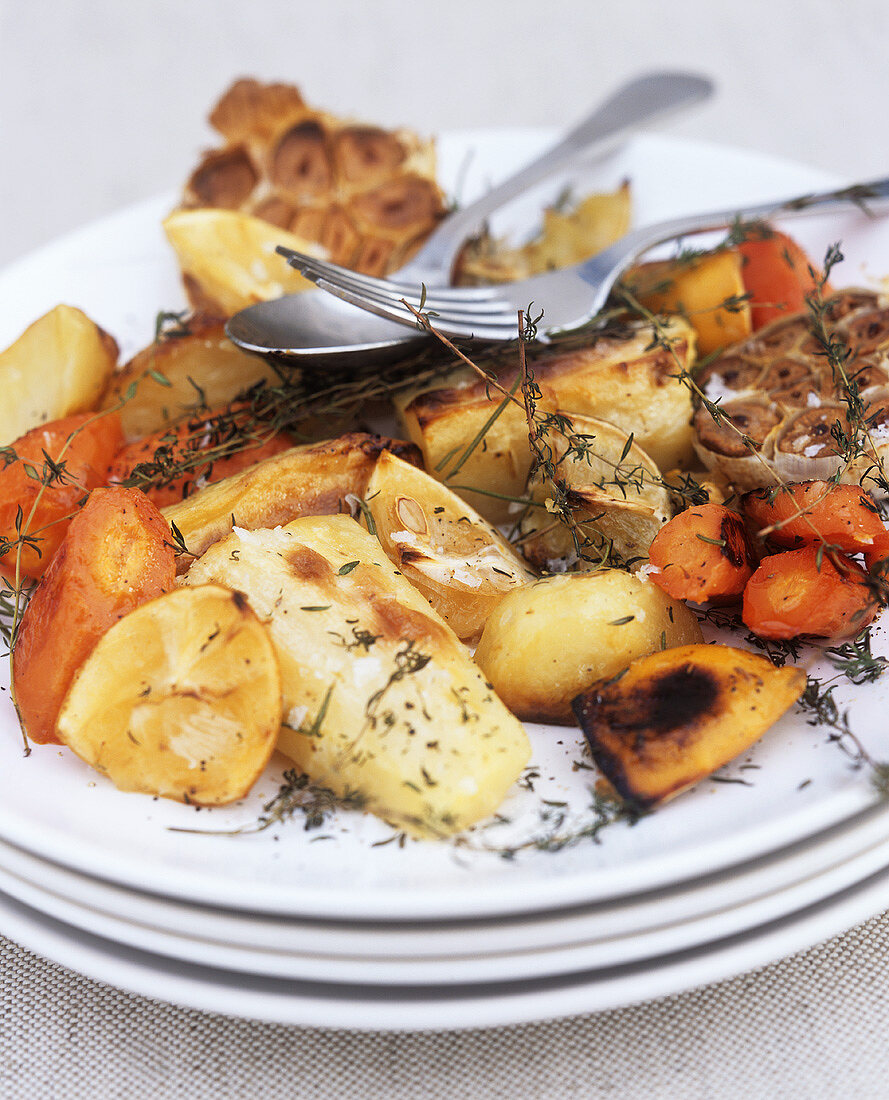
0,0,887,267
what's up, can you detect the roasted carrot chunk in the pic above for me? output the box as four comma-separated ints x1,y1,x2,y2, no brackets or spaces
0,413,123,583
106,408,293,507
742,546,877,640
737,228,826,330
648,503,756,603
12,486,176,745
742,480,889,554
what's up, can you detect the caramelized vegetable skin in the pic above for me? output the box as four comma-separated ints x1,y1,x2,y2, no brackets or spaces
573,644,806,807
648,503,757,603
0,413,123,582
742,547,878,640
741,481,889,555
161,432,421,568
107,409,294,507
101,313,279,440
12,487,176,744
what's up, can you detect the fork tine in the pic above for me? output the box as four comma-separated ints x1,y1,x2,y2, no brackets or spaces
276,246,502,302
309,276,523,342
296,256,518,321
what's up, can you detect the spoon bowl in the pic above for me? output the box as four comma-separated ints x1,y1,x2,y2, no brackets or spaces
226,71,714,369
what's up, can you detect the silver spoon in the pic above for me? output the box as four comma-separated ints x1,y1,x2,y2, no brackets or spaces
225,71,713,369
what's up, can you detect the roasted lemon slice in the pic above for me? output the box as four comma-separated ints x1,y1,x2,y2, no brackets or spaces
56,584,282,805
163,209,322,317
365,449,534,641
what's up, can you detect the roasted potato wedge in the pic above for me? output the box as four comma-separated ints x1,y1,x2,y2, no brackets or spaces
163,209,320,317
185,515,530,836
0,305,118,445
56,585,282,805
573,644,806,806
397,317,696,523
518,413,671,571
474,570,702,724
162,432,420,568
102,313,279,439
365,450,534,641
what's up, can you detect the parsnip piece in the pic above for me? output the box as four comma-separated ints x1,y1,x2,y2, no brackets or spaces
573,644,806,807
0,305,118,445
474,570,702,724
365,450,534,641
518,413,671,571
163,209,321,317
162,432,420,568
397,318,696,522
456,184,632,284
627,250,752,355
185,515,530,836
102,314,278,439
56,585,282,805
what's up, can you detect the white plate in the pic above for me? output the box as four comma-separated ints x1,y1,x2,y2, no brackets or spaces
3,810,889,985
2,131,889,925
1,794,889,965
3,854,889,1031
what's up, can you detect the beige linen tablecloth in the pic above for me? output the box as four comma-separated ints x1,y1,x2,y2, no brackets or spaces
2,909,889,1099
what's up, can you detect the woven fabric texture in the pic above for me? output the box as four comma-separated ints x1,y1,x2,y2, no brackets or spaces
3,910,889,1100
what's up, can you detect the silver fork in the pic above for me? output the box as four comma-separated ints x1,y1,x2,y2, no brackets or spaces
277,179,889,342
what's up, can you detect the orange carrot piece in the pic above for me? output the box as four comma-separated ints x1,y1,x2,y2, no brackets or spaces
0,413,123,584
737,228,826,330
648,503,756,603
12,486,176,745
106,409,293,507
742,480,889,554
742,546,877,640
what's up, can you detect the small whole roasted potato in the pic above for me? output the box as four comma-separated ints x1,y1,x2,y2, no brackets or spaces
473,569,702,724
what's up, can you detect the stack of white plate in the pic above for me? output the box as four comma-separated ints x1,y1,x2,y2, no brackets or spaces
2,130,889,1031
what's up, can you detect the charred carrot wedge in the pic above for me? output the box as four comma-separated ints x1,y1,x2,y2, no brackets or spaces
0,413,123,583
12,486,176,745
742,546,877,640
106,408,293,507
648,502,756,603
742,480,889,554
737,228,826,330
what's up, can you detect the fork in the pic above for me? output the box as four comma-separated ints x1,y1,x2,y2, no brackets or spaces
277,178,889,342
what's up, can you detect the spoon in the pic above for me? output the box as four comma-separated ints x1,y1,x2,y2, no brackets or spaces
225,71,714,369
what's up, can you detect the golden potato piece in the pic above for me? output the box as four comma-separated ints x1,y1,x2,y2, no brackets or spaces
365,450,534,641
56,585,282,805
185,515,530,837
162,432,420,568
518,413,671,571
103,313,279,439
397,317,696,523
573,644,806,807
474,570,701,724
0,305,118,446
163,208,321,317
